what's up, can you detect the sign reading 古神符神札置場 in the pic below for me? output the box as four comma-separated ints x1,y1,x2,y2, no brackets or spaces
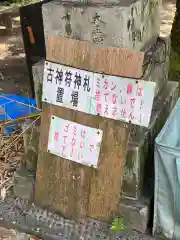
42,61,156,127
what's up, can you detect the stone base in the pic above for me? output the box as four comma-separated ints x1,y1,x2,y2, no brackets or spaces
13,167,35,201
119,197,150,234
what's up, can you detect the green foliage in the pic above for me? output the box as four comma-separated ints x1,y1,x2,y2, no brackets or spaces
111,216,124,231
171,0,180,55
170,0,180,81
3,0,40,7
169,49,180,81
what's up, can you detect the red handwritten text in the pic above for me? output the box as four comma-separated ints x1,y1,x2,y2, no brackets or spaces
54,131,59,142
127,84,133,94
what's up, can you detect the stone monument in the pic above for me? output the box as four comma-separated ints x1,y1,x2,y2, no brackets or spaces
13,0,179,237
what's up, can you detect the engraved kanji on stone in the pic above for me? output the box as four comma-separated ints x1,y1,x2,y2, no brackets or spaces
92,13,101,24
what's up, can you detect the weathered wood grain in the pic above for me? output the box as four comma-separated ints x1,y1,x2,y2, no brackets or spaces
36,35,130,221
35,103,130,221
88,120,130,221
74,112,130,222
46,36,144,78
35,103,93,220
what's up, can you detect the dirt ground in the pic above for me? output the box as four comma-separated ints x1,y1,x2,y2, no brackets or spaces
160,0,176,37
0,16,30,96
0,227,20,240
0,0,177,239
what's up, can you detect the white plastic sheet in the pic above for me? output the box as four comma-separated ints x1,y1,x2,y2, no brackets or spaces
153,98,180,239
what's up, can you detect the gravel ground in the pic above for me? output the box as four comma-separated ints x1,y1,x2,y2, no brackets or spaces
0,197,155,240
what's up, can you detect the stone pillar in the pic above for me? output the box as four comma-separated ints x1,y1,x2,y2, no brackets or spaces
31,0,171,232
13,119,41,201
32,59,44,109
22,119,40,172
42,0,161,51
12,0,178,234
13,58,43,201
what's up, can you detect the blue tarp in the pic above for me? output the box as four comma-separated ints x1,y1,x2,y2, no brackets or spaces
0,93,40,135
0,93,39,121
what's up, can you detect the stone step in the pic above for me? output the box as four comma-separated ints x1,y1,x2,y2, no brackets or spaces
42,0,161,51
119,197,151,234
13,167,35,201
122,80,179,199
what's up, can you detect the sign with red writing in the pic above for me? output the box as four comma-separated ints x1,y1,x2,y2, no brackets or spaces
90,74,156,127
43,61,156,127
48,115,103,168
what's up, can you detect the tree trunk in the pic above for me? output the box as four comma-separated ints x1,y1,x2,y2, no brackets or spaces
171,0,180,53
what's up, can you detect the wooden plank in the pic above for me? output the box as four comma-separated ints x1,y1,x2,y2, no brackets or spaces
46,36,144,78
36,35,130,221
35,102,130,221
88,120,130,221
35,103,93,220
75,111,130,222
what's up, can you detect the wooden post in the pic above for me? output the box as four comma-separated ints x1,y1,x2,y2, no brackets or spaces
35,36,155,222
35,104,130,220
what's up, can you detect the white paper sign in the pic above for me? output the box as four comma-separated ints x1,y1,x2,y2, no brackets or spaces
43,61,93,113
90,73,156,127
48,115,103,168
43,61,156,127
